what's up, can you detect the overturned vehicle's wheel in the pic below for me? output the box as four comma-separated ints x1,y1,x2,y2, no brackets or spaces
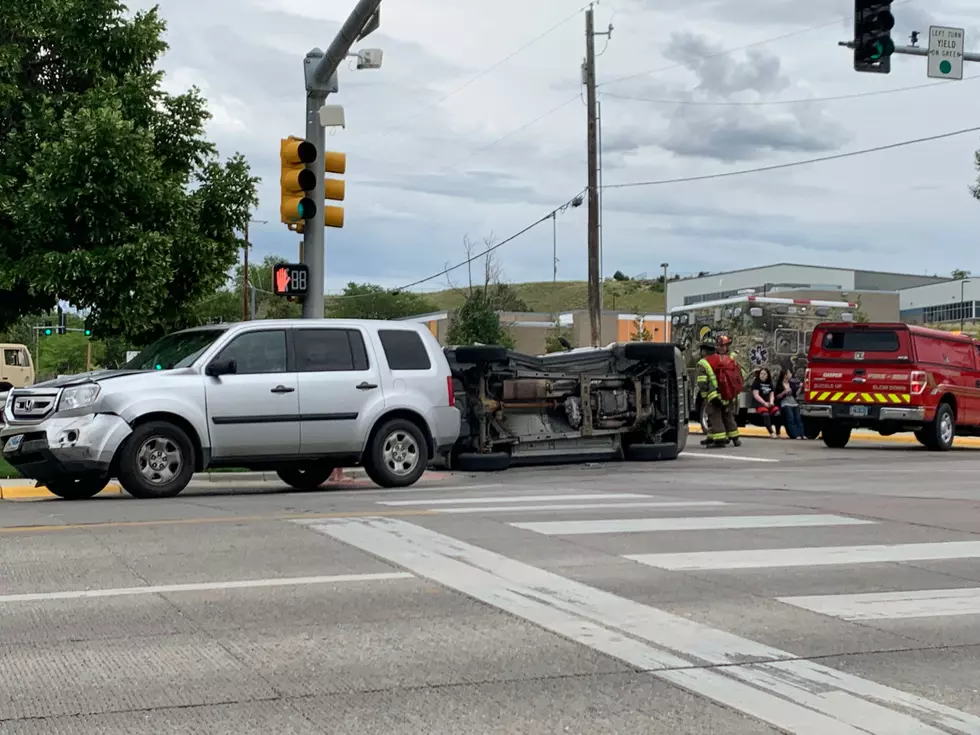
457,451,511,472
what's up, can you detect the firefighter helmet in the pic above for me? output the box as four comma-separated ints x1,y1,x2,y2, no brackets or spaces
715,335,732,349
699,339,716,352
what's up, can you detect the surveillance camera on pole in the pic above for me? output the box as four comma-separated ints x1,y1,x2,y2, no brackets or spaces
353,48,383,70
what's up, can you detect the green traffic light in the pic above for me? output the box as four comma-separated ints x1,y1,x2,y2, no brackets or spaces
84,329,92,336
44,328,52,336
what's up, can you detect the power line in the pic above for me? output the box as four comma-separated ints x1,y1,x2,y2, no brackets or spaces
602,124,980,190
322,190,587,300
598,0,916,88
601,74,980,107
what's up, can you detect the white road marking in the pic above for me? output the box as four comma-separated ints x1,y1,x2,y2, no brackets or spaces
628,540,980,571
0,573,413,604
432,501,729,514
681,453,780,463
513,514,873,536
378,493,652,506
779,587,980,621
302,517,980,734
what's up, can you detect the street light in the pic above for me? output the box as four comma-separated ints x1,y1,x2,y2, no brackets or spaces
660,263,669,342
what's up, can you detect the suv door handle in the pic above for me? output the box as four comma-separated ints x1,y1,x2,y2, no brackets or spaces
356,382,378,390
271,385,295,394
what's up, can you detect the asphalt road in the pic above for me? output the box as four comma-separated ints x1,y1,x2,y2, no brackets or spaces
2,438,980,733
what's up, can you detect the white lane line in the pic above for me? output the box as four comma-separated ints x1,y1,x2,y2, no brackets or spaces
0,573,414,604
303,517,979,735
432,501,729,514
681,453,780,463
628,540,980,571
779,587,980,621
378,493,652,506
513,514,874,536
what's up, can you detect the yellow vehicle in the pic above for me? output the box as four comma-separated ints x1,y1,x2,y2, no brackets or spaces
0,343,34,392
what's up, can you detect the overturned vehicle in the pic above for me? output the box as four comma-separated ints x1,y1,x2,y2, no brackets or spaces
444,341,688,471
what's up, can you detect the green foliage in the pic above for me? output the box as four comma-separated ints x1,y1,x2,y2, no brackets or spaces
952,268,971,280
0,0,259,343
232,255,301,319
490,283,531,312
545,323,575,353
612,270,629,281
37,332,104,378
327,283,437,320
447,291,514,347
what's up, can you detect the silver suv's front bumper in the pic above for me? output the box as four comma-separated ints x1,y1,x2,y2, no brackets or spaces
1,413,132,483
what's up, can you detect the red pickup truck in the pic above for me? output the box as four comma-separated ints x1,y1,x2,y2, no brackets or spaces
802,322,980,450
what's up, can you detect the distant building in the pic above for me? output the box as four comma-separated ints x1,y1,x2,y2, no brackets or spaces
665,263,950,323
900,279,980,325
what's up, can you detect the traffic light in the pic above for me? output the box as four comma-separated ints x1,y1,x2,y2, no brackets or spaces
280,136,317,232
323,151,346,229
83,321,92,337
854,0,895,73
56,307,66,335
42,323,53,337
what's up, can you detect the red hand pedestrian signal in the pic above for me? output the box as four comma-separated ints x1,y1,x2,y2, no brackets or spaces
275,266,291,294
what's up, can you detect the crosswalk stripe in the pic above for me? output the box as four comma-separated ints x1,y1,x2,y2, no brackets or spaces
378,493,651,506
627,540,980,571
778,587,980,621
431,501,729,514
303,517,980,734
512,514,873,536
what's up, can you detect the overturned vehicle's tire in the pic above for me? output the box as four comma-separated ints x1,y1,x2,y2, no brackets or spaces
624,443,680,462
452,345,508,365
456,452,511,472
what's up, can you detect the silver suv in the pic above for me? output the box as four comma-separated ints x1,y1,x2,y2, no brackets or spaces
1,319,460,499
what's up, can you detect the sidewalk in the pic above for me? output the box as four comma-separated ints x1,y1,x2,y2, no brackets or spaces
687,422,980,447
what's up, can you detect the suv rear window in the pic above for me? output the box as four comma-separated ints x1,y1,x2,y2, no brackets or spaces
378,329,431,370
820,329,899,352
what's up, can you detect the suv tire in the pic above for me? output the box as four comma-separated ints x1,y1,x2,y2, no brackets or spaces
45,476,109,500
926,402,956,451
364,418,428,488
276,466,336,490
117,421,195,499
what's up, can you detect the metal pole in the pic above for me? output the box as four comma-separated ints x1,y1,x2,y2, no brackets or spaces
242,221,250,321
585,6,601,347
250,282,257,320
314,0,382,84
961,279,966,332
552,212,557,283
837,40,980,62
302,88,327,319
661,263,669,342
597,98,604,317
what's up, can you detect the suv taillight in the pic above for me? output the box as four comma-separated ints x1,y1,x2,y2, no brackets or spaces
804,368,811,394
447,376,455,407
910,370,928,395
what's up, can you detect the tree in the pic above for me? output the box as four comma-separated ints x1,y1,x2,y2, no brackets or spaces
612,270,630,281
327,283,436,320
446,291,514,347
630,312,652,341
0,1,260,343
36,332,105,378
952,268,971,280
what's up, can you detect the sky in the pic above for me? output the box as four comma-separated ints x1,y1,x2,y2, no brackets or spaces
135,0,980,296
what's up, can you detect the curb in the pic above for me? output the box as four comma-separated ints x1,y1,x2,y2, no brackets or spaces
686,422,980,447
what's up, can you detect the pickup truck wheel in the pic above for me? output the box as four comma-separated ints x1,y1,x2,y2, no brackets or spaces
45,476,108,500
914,428,937,449
822,424,851,448
457,451,511,472
364,419,428,488
276,466,335,490
927,403,956,451
117,421,194,499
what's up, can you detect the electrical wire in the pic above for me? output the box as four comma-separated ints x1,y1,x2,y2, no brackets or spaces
598,0,917,88
323,189,588,300
602,124,980,190
600,74,980,107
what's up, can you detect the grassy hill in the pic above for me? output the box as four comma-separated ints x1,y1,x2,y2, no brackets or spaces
421,280,666,314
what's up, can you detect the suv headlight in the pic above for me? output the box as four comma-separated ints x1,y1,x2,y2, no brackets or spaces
59,384,101,412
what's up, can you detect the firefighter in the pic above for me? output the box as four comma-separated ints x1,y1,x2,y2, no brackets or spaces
696,335,742,448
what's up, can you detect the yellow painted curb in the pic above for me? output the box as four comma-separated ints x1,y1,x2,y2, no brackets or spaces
686,423,980,447
0,483,123,501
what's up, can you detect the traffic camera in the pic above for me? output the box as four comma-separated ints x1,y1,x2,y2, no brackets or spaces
853,0,895,73
280,136,318,232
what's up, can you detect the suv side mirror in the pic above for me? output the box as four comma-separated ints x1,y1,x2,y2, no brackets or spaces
205,358,237,377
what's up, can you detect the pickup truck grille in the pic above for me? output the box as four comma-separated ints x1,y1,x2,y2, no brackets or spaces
8,391,59,421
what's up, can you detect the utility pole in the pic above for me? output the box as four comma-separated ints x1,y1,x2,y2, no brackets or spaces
661,262,669,342
584,5,601,347
301,0,382,319
243,221,250,321
552,212,557,283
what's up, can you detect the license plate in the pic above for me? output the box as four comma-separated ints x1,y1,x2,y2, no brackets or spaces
849,405,869,417
4,435,23,453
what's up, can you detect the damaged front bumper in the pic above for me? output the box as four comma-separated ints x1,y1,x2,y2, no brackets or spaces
1,413,132,483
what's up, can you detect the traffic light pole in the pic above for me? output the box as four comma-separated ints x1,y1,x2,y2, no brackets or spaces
301,0,382,320
838,40,980,62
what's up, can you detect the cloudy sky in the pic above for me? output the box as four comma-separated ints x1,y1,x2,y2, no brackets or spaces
137,0,980,295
